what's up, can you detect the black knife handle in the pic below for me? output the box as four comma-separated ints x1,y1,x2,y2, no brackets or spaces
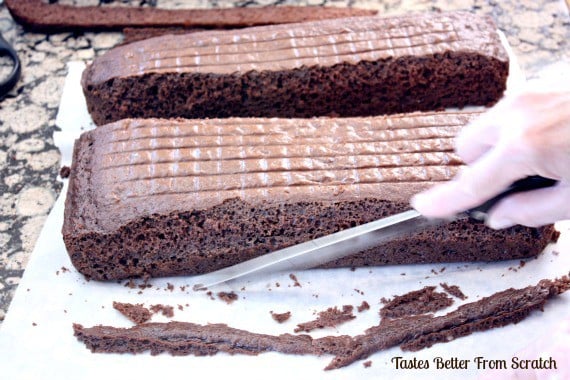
466,175,558,221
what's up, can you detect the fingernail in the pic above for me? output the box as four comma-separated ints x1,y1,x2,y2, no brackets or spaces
487,217,514,230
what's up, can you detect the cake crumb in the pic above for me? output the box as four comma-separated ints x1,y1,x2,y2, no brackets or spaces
440,283,468,300
289,273,301,287
363,360,372,368
166,282,174,292
270,311,292,323
380,286,454,319
150,304,174,318
217,291,238,304
206,291,215,300
353,288,364,295
32,322,37,326
357,301,370,313
59,165,71,178
113,301,152,324
294,305,355,333
178,304,184,311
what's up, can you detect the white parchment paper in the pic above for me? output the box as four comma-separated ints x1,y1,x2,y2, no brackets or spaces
1,53,569,380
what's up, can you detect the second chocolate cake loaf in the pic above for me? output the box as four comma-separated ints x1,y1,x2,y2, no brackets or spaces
82,11,509,125
62,112,557,281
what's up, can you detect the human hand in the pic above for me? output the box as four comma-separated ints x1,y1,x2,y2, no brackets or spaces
411,64,570,229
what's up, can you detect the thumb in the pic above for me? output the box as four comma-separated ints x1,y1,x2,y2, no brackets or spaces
486,181,570,229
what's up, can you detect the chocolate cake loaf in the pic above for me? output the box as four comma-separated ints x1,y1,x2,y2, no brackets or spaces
81,11,509,125
62,113,558,281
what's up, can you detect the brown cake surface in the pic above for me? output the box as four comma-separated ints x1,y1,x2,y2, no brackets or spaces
62,113,557,281
81,11,509,125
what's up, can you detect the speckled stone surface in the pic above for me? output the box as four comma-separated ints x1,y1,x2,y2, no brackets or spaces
0,0,568,325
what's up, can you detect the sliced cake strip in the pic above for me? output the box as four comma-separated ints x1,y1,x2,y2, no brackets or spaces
82,11,509,125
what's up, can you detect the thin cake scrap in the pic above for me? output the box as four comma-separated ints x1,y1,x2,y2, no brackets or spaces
74,276,570,370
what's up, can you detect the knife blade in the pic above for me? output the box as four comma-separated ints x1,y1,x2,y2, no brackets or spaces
192,175,557,290
192,209,438,290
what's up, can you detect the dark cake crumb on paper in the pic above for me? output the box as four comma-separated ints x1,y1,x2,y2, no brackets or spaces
270,311,292,323
73,276,570,371
363,360,372,368
112,301,152,324
59,165,71,179
150,304,174,318
166,283,174,292
294,305,355,333
217,291,238,304
380,286,454,319
440,283,468,300
357,301,370,313
289,274,301,287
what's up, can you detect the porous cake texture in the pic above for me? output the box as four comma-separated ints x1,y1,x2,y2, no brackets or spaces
81,11,509,125
62,113,557,281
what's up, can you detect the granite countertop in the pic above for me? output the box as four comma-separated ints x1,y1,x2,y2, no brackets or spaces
0,0,568,325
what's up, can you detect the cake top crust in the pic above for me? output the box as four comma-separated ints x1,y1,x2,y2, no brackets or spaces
82,11,508,85
65,111,481,234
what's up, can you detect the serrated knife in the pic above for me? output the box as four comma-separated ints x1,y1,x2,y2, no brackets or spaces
192,176,557,290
